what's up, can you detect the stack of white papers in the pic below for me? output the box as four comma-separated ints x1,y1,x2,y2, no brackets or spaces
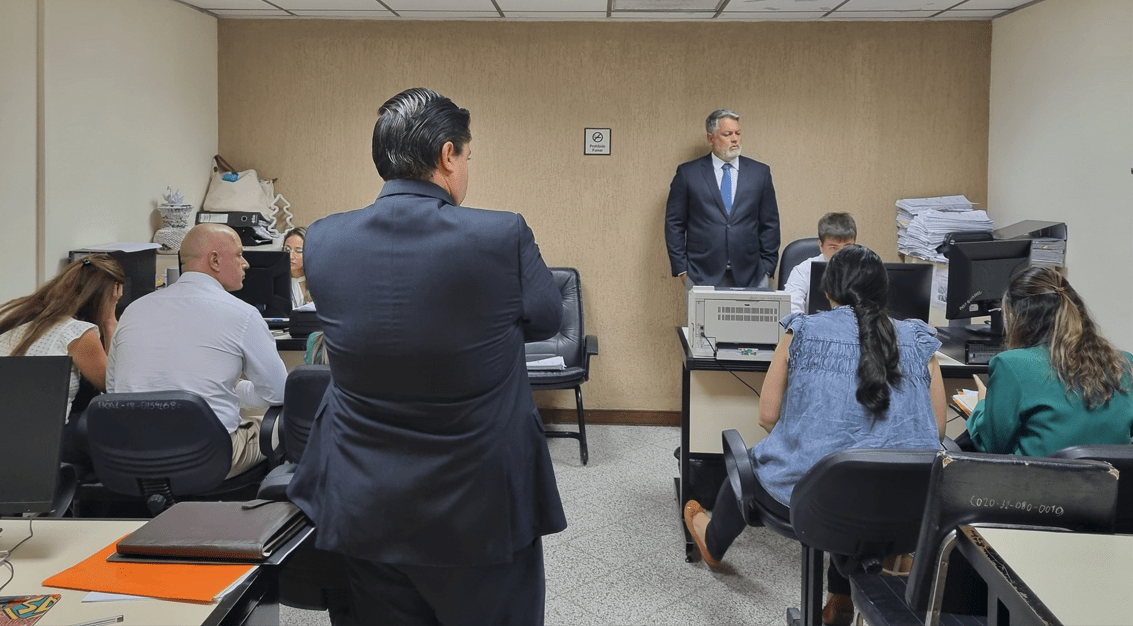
895,196,993,263
526,356,566,371
1030,238,1066,267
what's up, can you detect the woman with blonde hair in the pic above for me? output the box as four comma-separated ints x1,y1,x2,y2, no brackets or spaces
967,266,1133,456
0,254,124,464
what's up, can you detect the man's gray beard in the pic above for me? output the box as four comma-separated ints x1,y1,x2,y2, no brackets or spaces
721,147,741,160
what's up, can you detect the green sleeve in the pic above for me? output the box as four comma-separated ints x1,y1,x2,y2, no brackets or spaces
966,356,1024,454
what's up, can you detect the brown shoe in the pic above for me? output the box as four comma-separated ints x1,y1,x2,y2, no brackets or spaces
822,593,854,626
683,500,722,569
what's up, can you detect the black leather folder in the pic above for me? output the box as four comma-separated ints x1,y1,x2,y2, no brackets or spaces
115,500,307,563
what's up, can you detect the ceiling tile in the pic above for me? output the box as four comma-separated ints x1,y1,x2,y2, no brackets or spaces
192,0,275,9
826,10,941,19
503,12,611,18
956,0,1033,8
726,0,840,11
716,11,827,19
273,0,389,9
383,0,497,9
615,0,719,9
935,9,1013,19
290,9,397,16
210,9,294,16
839,0,958,10
497,0,608,9
395,10,501,18
611,11,716,19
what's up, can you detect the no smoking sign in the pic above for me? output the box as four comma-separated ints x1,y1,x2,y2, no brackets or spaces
584,128,611,155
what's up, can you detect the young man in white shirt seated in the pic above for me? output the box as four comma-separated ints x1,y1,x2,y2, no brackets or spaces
783,212,857,314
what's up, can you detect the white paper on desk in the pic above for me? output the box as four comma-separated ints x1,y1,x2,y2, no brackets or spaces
526,356,565,370
83,591,150,602
294,301,316,312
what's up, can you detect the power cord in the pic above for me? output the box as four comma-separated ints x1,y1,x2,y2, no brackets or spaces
0,518,34,593
700,330,761,397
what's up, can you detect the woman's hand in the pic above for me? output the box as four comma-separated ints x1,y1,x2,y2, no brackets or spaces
101,283,123,351
973,373,987,400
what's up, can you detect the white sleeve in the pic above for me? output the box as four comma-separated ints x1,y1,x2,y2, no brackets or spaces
237,313,287,408
783,261,812,315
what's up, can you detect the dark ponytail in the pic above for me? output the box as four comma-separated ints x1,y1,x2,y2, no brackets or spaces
820,245,902,414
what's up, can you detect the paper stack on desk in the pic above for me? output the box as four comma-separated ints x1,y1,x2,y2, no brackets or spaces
951,389,979,418
526,356,566,371
896,195,993,263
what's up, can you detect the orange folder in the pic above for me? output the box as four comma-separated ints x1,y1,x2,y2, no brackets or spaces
42,536,253,604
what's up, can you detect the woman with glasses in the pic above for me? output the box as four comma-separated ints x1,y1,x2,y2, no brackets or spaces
0,254,125,465
284,226,312,309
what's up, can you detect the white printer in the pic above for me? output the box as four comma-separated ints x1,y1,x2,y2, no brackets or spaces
687,287,792,359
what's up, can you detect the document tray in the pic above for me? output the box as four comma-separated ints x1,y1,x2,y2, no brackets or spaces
116,500,306,562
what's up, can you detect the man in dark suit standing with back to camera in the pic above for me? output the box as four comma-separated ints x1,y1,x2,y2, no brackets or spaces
287,87,567,626
665,109,781,288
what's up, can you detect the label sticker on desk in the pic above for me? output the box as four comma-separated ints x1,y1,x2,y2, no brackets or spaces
0,595,60,625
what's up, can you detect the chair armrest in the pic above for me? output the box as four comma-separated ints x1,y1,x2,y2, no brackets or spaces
941,436,962,452
584,335,599,356
722,429,759,526
260,404,284,468
257,463,296,501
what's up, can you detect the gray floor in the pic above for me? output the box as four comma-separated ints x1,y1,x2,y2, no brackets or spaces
280,424,805,626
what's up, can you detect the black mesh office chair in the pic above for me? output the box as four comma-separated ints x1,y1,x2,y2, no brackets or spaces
723,429,937,626
253,365,350,621
525,267,599,465
76,391,279,516
851,450,1118,626
776,237,821,290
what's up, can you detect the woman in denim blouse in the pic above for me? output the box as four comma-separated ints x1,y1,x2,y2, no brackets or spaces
685,245,946,626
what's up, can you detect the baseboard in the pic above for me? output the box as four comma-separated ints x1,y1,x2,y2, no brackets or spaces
539,408,680,427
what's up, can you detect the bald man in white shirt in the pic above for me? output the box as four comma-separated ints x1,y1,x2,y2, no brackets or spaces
108,224,287,477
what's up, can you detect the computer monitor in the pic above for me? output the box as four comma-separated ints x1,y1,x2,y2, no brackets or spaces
808,262,933,323
944,239,1032,336
0,356,70,516
229,250,291,318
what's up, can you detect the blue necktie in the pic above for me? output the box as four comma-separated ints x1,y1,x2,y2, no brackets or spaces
721,163,733,215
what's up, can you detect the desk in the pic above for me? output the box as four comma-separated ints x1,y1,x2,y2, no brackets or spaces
955,525,1133,626
0,518,277,626
674,324,988,560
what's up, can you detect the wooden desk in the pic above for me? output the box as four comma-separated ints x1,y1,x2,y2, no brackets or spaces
0,518,277,626
955,526,1133,626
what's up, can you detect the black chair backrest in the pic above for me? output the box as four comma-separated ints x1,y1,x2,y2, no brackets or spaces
0,356,71,516
790,448,937,565
777,237,821,290
524,267,584,368
905,450,1118,611
1049,444,1133,534
282,365,332,462
85,391,231,496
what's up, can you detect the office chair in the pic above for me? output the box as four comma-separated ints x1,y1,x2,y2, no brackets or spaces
251,365,350,620
722,429,937,626
776,237,821,291
1049,444,1133,534
76,391,280,517
851,450,1118,626
525,267,599,465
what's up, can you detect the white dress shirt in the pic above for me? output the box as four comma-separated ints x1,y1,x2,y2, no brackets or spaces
783,253,827,315
107,271,287,433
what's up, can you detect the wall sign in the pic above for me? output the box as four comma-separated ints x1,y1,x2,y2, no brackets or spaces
584,128,611,155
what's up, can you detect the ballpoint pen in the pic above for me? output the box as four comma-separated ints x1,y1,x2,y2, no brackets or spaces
67,615,124,626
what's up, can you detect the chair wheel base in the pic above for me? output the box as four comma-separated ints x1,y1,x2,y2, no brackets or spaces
786,607,802,626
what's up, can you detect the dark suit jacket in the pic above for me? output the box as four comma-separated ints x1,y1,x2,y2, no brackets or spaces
664,154,781,286
287,178,567,567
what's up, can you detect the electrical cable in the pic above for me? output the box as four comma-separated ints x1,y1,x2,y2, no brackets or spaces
0,518,34,593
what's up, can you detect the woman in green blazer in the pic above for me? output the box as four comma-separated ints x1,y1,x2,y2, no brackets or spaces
967,267,1133,456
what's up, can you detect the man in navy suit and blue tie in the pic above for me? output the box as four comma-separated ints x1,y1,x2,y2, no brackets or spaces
665,109,781,288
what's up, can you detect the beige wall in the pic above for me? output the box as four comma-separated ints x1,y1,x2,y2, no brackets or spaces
0,0,40,303
989,0,1133,350
218,19,992,412
1,0,217,305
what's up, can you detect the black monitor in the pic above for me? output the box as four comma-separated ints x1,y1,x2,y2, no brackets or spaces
0,356,70,516
808,262,933,323
230,250,291,318
944,239,1032,336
